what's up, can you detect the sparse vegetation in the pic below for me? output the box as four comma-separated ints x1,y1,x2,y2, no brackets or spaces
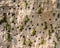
0,16,7,24
11,16,14,23
4,22,11,32
24,15,29,23
43,22,47,30
2,16,7,22
7,33,12,42
27,39,32,46
22,36,26,45
53,41,57,48
37,7,43,14
40,38,44,45
50,24,54,33
56,32,59,41
25,1,28,8
31,29,36,36
48,30,51,39
19,24,24,31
